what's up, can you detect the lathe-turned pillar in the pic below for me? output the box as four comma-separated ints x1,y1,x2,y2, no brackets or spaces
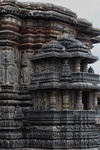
82,61,88,72
49,90,57,110
75,91,83,110
62,90,69,110
74,58,81,72
88,91,98,110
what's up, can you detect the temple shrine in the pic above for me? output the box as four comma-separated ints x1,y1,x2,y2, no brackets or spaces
0,0,100,149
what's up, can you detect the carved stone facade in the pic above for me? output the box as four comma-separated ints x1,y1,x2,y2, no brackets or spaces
0,0,100,149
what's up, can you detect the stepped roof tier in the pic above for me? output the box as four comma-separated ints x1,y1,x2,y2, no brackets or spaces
0,0,100,44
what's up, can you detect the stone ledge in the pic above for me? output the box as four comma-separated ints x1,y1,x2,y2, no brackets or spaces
13,148,99,150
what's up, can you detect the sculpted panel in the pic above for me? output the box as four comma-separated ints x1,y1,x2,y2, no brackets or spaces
0,66,4,83
21,67,29,84
8,65,14,84
33,92,45,111
21,51,28,66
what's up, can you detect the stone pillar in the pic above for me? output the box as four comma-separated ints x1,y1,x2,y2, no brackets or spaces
88,92,98,110
88,92,94,110
62,91,69,110
49,91,57,110
69,91,75,109
75,91,83,110
82,61,88,72
94,92,98,107
74,59,80,72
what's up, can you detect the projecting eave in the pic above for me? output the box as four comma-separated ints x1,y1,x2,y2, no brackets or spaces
77,18,92,27
28,82,100,91
0,2,93,29
0,1,100,39
62,82,100,91
30,51,98,64
17,2,77,17
79,27,100,37
90,27,100,37
91,36,100,44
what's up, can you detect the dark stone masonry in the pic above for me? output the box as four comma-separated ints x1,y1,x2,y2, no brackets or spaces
0,0,100,149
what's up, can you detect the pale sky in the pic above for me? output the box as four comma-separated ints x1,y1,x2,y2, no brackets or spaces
18,0,100,74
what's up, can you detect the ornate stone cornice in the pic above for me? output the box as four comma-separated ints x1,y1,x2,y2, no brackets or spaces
0,0,100,41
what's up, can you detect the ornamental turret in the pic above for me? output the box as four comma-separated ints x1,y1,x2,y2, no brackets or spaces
30,34,100,111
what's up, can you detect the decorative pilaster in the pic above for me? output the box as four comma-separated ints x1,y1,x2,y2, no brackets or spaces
0,13,24,149
62,91,69,110
75,91,83,110
49,91,57,110
21,51,29,85
20,19,35,88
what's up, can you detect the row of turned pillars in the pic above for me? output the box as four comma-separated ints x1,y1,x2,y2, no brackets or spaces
49,91,69,110
75,91,97,110
74,59,88,72
49,90,97,110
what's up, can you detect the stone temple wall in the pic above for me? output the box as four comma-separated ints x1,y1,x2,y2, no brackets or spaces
0,0,100,149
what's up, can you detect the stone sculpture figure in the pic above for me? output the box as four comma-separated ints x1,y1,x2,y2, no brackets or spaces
21,67,28,84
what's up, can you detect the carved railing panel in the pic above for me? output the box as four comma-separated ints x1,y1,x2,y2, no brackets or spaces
30,72,59,84
72,72,100,84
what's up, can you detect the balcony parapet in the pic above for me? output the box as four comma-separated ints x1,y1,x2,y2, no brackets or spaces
24,110,96,124
30,72,99,85
30,72,59,84
72,72,100,84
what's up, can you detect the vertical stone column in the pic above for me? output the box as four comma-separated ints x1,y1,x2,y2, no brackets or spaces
88,92,94,110
19,20,35,112
94,92,98,108
20,19,34,87
62,91,69,110
49,91,57,110
82,61,88,72
21,51,29,85
70,91,75,109
75,91,83,110
0,13,24,149
74,59,80,72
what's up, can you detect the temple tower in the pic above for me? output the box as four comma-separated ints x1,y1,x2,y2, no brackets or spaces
28,37,100,150
0,0,100,149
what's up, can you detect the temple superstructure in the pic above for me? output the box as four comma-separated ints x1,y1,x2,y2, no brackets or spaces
0,0,100,149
